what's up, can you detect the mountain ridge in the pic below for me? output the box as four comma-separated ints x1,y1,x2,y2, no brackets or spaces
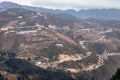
1,1,120,20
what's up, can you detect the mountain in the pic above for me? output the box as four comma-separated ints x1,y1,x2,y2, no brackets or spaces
0,8,120,80
0,1,79,21
0,2,120,80
78,9,120,20
1,2,120,20
0,1,21,10
0,8,77,27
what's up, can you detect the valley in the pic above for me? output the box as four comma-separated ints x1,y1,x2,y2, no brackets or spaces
0,2,120,80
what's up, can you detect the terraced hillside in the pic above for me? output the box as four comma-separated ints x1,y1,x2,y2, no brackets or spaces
0,8,120,80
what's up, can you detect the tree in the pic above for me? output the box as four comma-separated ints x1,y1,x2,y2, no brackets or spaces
0,74,5,80
111,68,120,80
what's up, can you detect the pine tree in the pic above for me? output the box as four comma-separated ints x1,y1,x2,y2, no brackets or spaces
111,68,120,80
0,74,5,80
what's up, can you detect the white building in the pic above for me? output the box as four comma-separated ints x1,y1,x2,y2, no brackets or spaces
55,43,64,48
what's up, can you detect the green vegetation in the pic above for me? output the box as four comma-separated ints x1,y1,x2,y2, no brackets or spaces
93,43,105,54
110,68,120,80
0,53,74,80
0,51,73,80
0,74,5,80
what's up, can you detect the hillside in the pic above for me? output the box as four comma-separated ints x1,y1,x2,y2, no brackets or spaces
1,2,120,20
0,53,73,80
0,2,120,80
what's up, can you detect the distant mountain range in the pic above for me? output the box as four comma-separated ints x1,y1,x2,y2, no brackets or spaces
0,1,120,20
